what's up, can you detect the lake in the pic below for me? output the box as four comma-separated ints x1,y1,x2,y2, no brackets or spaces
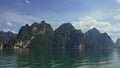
0,48,120,68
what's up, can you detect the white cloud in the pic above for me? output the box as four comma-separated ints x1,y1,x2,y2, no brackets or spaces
25,0,30,4
113,8,120,21
115,0,120,3
116,8,120,12
72,16,120,42
3,29,17,34
6,21,14,26
3,29,10,32
0,12,40,25
17,0,30,5
0,12,41,33
114,15,120,20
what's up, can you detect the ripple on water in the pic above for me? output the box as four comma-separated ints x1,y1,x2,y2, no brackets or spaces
0,56,18,68
73,59,112,68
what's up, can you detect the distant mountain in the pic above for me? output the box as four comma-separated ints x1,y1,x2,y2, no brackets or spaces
115,38,120,48
85,28,114,48
8,22,94,49
6,20,54,48
54,23,94,49
0,31,17,44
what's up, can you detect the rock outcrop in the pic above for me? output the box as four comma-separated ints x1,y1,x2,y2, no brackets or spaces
8,20,54,48
85,28,114,48
54,23,94,49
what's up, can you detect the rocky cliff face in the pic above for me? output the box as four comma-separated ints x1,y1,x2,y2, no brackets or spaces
85,28,114,48
12,20,54,48
54,23,94,49
6,21,115,49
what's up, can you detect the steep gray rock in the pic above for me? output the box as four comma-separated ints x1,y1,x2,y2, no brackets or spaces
85,28,114,48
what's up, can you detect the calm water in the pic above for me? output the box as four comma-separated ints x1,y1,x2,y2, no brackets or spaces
0,48,120,68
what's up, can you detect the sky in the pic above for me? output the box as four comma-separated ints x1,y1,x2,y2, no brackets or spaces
0,0,120,42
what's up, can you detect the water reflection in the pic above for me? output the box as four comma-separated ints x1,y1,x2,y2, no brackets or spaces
14,48,30,58
112,48,120,68
0,49,18,68
52,49,113,68
0,48,119,68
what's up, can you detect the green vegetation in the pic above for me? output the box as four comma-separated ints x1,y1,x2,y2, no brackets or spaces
2,21,114,49
15,20,54,48
29,21,54,48
17,24,31,41
54,23,94,49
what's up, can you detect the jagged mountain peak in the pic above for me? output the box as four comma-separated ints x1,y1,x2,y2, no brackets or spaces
87,28,100,34
12,20,54,48
85,28,114,48
4,20,114,49
59,23,75,29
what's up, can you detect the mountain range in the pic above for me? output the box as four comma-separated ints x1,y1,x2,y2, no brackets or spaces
0,20,115,49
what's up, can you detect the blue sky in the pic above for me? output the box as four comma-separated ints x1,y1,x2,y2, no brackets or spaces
0,0,120,42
